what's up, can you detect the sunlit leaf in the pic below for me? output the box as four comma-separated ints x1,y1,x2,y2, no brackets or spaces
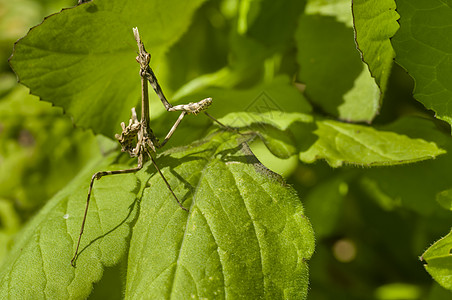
9,0,207,138
299,118,446,167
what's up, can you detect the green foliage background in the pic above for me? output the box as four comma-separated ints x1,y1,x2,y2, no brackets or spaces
0,0,451,299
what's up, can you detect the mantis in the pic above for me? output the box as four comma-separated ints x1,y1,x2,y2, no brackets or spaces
71,27,224,266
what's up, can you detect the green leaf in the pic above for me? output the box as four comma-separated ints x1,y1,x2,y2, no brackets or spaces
126,131,314,299
356,117,452,214
9,0,207,138
299,118,446,167
352,0,399,95
421,229,452,291
296,3,380,122
392,0,452,128
0,130,314,299
219,112,446,168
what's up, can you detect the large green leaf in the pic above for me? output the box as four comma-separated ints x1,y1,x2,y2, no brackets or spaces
9,0,207,138
126,131,314,299
352,0,399,95
392,0,452,128
0,130,314,299
421,229,452,291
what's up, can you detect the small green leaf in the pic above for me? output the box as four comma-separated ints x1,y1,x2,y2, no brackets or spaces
421,229,452,291
299,118,446,167
352,0,399,95
392,0,452,128
9,0,207,138
0,130,314,299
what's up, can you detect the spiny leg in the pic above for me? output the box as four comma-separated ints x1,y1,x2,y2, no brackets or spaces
144,147,188,211
71,165,142,267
